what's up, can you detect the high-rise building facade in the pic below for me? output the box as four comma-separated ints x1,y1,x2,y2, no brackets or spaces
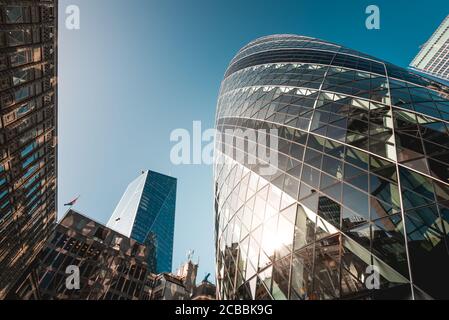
214,35,449,300
410,14,449,82
7,210,156,300
107,170,177,273
0,1,58,298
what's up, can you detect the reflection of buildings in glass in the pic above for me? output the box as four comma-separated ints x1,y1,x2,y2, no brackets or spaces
214,34,449,300
8,210,216,300
107,170,177,273
0,1,58,299
7,210,156,300
410,14,449,82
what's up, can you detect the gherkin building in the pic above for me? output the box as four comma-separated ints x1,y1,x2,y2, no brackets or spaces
214,35,449,300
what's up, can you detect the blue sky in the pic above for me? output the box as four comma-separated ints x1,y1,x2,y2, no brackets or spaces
58,0,448,281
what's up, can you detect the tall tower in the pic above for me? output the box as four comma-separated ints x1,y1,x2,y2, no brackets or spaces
0,1,58,298
214,34,449,300
410,14,449,82
107,170,177,273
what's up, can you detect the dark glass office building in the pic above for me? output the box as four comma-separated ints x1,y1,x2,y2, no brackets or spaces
107,170,177,273
0,1,58,298
7,210,156,300
214,35,449,300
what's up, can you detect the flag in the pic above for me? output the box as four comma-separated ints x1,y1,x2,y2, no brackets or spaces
64,195,80,207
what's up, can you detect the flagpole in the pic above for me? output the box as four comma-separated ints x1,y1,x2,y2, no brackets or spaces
72,195,80,209
64,195,80,209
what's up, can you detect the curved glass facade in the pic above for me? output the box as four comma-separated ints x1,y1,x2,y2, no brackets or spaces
214,34,449,300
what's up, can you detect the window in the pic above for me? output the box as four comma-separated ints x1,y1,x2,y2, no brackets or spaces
8,30,27,46
405,206,449,298
94,226,107,241
342,206,367,230
26,183,39,198
324,139,345,159
14,86,31,102
24,173,38,189
17,101,35,116
21,143,36,158
428,159,449,182
283,175,299,197
12,69,31,86
10,50,32,67
320,173,338,190
0,55,7,70
22,153,38,169
400,167,435,200
304,148,322,169
370,155,397,182
345,164,368,192
345,147,369,170
290,247,314,300
313,235,340,299
0,200,10,210
371,215,408,276
0,189,8,200
294,205,316,250
343,183,369,219
301,164,320,189
370,174,399,204
322,155,343,179
272,257,291,299
5,7,24,23
40,271,55,290
317,196,341,228
23,164,38,179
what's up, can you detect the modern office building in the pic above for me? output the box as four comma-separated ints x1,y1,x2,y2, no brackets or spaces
0,1,58,298
214,34,449,300
410,14,449,82
7,210,156,300
107,170,177,273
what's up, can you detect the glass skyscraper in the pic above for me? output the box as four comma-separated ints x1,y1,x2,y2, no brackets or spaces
214,35,449,300
410,14,449,82
107,170,177,273
0,1,58,298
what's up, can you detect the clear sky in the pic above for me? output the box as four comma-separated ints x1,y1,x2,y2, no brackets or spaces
58,0,449,281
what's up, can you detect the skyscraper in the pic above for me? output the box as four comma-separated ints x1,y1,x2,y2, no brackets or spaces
0,1,58,298
214,35,449,300
410,14,449,82
107,170,177,273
